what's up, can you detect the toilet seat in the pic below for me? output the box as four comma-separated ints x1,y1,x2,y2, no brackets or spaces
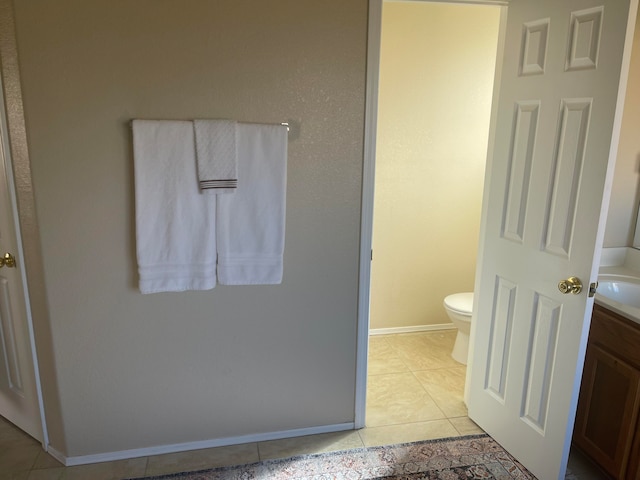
444,292,474,315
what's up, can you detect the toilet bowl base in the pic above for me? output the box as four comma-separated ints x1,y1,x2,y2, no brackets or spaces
451,330,469,365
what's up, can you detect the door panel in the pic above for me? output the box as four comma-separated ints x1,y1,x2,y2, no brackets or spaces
503,101,538,244
544,98,591,257
0,276,24,392
468,1,638,478
521,293,560,433
0,75,43,442
485,276,516,402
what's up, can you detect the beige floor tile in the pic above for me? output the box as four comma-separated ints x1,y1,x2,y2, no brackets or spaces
413,367,467,417
368,336,409,375
383,332,428,349
366,372,445,427
59,458,147,480
0,420,41,451
32,451,64,470
421,330,457,347
258,431,364,461
0,445,41,474
567,447,607,479
384,331,456,349
368,355,409,376
448,416,484,436
358,419,459,447
0,471,28,480
368,335,391,353
26,469,65,480
145,443,259,476
386,332,461,371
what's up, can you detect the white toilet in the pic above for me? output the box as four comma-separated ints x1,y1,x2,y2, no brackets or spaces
443,292,474,365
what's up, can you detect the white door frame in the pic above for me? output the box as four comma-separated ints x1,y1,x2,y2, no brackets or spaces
355,0,509,428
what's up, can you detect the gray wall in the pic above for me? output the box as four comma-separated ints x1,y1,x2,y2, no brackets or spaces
12,0,367,457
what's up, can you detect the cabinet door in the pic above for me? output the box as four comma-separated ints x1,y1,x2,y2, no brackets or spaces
627,420,640,480
574,343,640,478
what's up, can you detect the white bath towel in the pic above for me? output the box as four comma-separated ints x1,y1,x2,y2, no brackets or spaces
133,120,217,293
216,123,288,285
194,119,238,194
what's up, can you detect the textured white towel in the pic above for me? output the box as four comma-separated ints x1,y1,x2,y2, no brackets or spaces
133,120,217,293
194,119,238,194
217,123,288,285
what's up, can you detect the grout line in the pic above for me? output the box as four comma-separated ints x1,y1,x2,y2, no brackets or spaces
256,441,264,462
142,456,150,476
447,418,463,436
25,447,41,473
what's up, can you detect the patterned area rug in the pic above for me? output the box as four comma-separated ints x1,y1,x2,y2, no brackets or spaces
128,434,535,479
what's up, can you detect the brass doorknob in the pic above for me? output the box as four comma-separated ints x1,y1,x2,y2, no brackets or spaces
558,276,582,295
0,253,16,268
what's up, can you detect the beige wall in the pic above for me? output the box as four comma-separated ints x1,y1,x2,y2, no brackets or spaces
12,0,367,457
604,11,640,247
370,2,499,330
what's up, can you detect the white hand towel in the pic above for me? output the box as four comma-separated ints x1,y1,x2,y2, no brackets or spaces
194,119,238,194
133,120,217,293
217,123,288,285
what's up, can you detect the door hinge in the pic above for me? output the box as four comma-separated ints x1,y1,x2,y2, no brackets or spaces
371,249,373,261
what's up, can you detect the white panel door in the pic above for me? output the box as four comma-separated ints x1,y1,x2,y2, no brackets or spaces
468,1,637,479
0,75,43,442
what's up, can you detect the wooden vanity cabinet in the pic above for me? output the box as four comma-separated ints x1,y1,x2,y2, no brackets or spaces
573,304,640,479
629,422,640,480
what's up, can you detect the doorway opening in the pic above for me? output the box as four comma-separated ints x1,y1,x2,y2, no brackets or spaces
360,1,635,476
358,0,635,477
364,0,499,440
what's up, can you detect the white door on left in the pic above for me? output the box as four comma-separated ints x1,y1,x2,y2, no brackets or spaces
0,74,43,443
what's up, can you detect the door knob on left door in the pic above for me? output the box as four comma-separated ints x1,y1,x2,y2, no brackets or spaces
558,276,582,295
0,252,16,268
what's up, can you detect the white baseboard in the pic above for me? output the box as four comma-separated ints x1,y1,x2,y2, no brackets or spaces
369,323,455,336
51,422,355,467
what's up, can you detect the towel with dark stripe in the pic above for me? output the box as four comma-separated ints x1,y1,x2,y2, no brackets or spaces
194,119,237,194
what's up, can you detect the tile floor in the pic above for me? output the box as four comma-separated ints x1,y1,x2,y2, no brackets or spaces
0,330,603,479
